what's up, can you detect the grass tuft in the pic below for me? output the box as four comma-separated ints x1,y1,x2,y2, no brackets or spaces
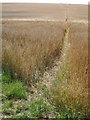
29,99,51,118
3,82,27,99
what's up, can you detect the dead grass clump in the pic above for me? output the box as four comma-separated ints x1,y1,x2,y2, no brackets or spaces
2,21,65,84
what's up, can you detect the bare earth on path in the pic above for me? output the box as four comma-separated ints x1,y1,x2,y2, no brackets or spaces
26,22,71,118
40,26,70,89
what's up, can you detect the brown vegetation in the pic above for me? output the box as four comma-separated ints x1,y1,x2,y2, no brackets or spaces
51,22,88,116
2,3,87,21
2,21,65,85
2,3,89,118
69,23,88,104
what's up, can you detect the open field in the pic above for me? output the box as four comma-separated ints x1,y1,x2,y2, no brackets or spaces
2,21,65,85
2,20,89,118
1,3,89,119
2,3,87,21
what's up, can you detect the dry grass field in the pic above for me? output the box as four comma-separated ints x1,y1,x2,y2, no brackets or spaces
51,22,89,117
2,3,87,21
69,23,88,102
1,3,89,119
2,21,65,85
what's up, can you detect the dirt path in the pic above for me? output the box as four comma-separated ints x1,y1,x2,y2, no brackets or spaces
29,23,70,95
26,23,71,117
2,22,71,118
40,26,70,89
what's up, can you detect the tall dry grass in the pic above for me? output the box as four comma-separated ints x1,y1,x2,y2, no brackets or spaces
69,23,88,104
2,21,65,85
51,23,88,116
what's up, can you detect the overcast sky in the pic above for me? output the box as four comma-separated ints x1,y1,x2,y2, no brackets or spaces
1,0,89,4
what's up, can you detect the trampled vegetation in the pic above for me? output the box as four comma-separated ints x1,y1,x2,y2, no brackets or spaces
1,20,89,119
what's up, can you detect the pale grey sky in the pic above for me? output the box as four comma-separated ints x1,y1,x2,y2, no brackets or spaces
1,0,89,4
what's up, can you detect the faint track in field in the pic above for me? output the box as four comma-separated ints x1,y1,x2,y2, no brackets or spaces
27,22,71,117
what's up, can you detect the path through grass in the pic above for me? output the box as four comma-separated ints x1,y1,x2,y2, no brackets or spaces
2,21,89,119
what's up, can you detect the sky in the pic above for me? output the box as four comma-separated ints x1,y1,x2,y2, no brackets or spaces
1,0,89,5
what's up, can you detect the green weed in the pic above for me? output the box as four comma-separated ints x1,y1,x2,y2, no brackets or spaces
2,73,13,83
41,85,50,98
29,99,51,118
2,81,27,99
3,100,14,115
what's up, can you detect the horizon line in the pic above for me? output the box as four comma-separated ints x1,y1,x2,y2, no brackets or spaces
1,2,88,5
